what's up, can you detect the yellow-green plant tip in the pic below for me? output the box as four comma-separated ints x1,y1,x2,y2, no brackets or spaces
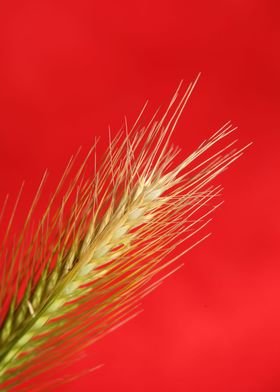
0,81,248,390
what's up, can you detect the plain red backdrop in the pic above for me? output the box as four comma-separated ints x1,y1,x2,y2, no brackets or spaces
0,1,279,391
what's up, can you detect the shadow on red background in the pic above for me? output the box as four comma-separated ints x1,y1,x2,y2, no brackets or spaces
0,1,279,391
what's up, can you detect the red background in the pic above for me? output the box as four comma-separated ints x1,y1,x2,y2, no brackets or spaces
0,1,279,391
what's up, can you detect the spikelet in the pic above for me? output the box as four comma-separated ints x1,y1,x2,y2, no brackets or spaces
0,80,248,391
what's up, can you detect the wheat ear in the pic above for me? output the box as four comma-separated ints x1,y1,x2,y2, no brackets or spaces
0,80,248,391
